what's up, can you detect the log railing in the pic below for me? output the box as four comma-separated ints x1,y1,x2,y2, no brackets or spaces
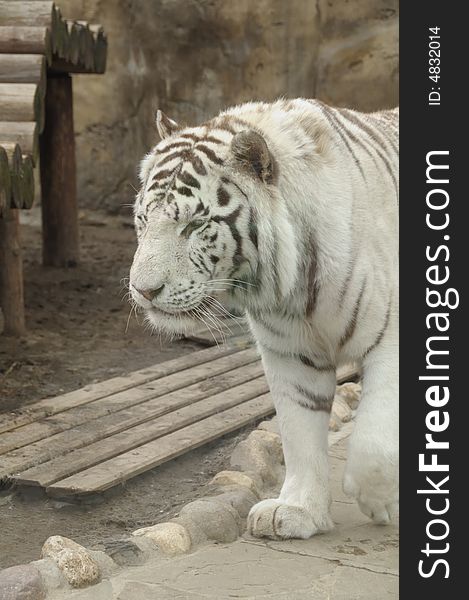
0,1,108,335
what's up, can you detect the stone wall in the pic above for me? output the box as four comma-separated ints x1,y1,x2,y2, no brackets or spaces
57,0,398,212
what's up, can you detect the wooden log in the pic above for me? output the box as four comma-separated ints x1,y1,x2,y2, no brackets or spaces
0,5,107,74
39,73,79,267
75,21,95,71
0,2,55,27
90,25,107,74
2,142,34,210
65,21,80,64
0,27,52,64
50,4,68,59
2,142,22,208
19,153,34,209
0,83,45,133
0,55,46,87
0,121,38,165
0,207,26,336
0,146,11,215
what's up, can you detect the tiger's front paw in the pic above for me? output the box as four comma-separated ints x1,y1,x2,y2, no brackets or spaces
247,499,333,540
343,438,399,525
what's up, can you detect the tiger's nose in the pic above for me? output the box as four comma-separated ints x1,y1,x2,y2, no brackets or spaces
135,284,165,301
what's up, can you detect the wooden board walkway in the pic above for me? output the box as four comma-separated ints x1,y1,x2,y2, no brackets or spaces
0,336,358,498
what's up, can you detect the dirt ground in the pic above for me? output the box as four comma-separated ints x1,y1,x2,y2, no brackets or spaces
0,207,253,568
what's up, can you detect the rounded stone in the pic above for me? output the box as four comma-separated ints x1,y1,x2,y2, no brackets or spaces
180,498,241,543
211,486,259,518
230,430,284,487
29,559,66,591
87,551,118,578
41,535,100,588
332,395,353,422
132,522,191,556
329,412,342,432
0,564,46,600
211,470,260,497
169,515,207,546
337,382,362,410
257,416,280,435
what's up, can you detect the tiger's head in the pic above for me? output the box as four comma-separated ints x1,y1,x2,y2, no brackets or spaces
129,110,279,336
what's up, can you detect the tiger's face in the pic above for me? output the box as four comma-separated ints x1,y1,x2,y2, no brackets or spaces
129,111,276,335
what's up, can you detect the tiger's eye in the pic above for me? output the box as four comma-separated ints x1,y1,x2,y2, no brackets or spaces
181,220,206,238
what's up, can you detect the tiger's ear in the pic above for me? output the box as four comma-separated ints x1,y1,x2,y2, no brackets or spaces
230,130,277,184
155,110,179,140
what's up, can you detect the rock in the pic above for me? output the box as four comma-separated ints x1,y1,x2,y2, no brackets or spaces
337,382,362,410
0,564,46,600
87,551,118,578
180,499,241,543
230,430,284,487
41,536,100,588
211,470,260,497
211,487,259,518
329,412,342,432
332,395,353,423
169,515,208,546
29,559,66,591
316,0,398,111
257,417,280,435
132,523,191,556
101,538,144,567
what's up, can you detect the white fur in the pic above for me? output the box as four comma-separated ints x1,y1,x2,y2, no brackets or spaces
129,99,399,538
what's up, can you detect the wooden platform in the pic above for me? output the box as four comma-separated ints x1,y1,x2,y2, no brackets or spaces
0,336,358,498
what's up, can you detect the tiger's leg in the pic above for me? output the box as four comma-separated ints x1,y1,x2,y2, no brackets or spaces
248,349,336,539
343,314,399,524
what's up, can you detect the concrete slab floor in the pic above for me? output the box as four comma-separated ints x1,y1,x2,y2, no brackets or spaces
51,429,399,600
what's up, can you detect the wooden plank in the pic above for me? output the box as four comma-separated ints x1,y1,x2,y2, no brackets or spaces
46,394,274,497
39,73,77,265
0,27,52,64
0,83,44,133
0,207,25,336
15,376,269,487
1,360,265,476
0,55,46,85
0,347,260,454
0,335,252,435
0,2,54,27
0,122,38,164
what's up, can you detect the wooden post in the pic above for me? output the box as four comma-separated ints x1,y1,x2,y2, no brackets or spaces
0,208,26,336
40,73,79,267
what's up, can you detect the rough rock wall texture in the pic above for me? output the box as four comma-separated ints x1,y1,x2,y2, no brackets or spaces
57,0,398,212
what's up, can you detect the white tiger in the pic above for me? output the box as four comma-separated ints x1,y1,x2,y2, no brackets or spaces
129,98,398,539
